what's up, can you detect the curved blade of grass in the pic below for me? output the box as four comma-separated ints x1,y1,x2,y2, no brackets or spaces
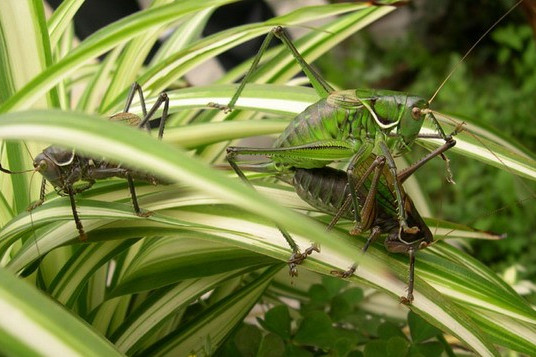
0,0,55,105
48,240,137,307
149,8,213,65
462,307,536,355
111,269,251,354
419,114,536,181
111,237,276,296
90,295,133,337
416,249,536,324
101,0,177,108
0,199,161,254
0,266,123,357
140,266,279,356
0,0,237,113
100,3,391,111
0,1,57,216
1,200,216,272
47,0,84,48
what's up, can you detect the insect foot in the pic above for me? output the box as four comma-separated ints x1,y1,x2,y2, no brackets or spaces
349,226,364,236
79,231,88,242
136,210,154,218
399,294,413,305
27,199,44,211
208,102,232,114
330,264,356,278
287,243,320,276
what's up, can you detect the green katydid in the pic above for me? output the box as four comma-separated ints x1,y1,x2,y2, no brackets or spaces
209,25,457,267
209,1,524,274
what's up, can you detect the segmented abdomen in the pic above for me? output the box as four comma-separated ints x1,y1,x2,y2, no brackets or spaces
292,164,398,228
293,167,352,219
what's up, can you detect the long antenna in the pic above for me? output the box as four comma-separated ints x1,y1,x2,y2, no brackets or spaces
428,0,524,104
27,171,42,260
0,164,34,174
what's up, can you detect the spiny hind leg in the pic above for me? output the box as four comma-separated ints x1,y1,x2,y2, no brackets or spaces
347,154,386,235
209,26,333,112
226,149,319,276
325,152,384,234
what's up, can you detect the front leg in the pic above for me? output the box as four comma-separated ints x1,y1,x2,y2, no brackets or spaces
397,138,456,184
126,173,151,217
27,177,47,211
66,185,87,241
378,141,419,234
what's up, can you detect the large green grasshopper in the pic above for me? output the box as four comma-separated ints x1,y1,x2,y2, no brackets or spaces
210,26,456,263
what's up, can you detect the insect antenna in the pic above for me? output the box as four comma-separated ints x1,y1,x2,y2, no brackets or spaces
435,109,535,192
0,143,44,274
428,109,535,241
428,0,525,104
418,1,529,241
0,165,34,174
26,169,42,265
21,142,44,267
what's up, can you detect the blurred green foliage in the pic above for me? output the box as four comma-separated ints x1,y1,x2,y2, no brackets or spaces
217,276,450,356
317,1,536,298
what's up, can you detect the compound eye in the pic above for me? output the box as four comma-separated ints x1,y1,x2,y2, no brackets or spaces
35,160,47,171
411,107,422,120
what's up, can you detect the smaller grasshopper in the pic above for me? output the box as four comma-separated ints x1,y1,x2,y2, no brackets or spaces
0,83,169,240
286,138,456,303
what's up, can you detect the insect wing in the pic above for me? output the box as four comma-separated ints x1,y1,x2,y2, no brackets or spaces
109,112,142,127
327,89,364,109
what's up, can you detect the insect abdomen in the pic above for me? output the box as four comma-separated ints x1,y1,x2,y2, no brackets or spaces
293,167,352,219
